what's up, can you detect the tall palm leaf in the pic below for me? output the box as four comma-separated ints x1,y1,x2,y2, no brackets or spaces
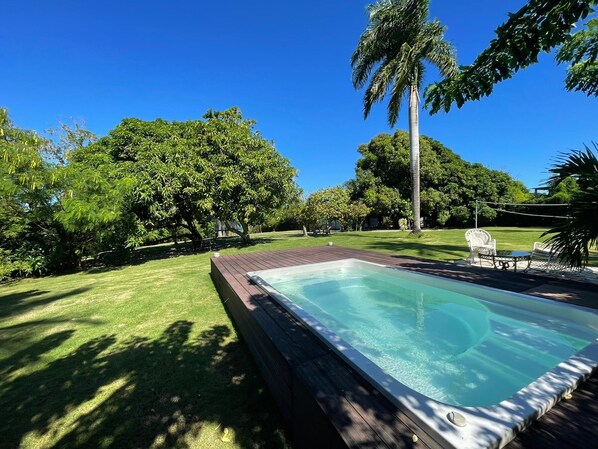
351,0,457,233
543,143,598,268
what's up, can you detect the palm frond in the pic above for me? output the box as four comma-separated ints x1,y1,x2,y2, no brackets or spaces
546,143,598,189
425,39,458,78
386,81,406,127
351,0,457,125
363,58,401,118
386,57,413,125
542,143,598,268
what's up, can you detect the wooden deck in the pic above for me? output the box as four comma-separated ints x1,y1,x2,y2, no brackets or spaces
210,246,598,449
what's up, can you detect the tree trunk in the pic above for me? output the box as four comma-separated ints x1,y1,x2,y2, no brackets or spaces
408,84,422,234
241,222,251,243
172,227,179,247
181,219,202,247
224,220,251,243
302,225,308,237
188,226,203,247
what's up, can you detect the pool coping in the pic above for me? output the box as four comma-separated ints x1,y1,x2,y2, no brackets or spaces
210,245,598,449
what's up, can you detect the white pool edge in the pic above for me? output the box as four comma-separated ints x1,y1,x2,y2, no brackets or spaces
247,258,598,449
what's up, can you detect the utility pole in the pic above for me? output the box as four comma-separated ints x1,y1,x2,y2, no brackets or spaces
475,200,478,229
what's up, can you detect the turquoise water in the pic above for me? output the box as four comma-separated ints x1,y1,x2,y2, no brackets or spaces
260,263,597,407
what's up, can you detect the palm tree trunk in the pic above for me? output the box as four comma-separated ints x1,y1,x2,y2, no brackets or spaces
408,84,422,234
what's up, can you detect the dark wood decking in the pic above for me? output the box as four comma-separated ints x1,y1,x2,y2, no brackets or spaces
210,246,598,449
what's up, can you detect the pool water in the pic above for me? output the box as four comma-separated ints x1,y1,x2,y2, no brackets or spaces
256,261,598,407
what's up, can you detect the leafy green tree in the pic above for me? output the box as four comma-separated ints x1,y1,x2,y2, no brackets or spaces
262,187,305,233
543,144,598,267
305,186,351,233
346,201,371,231
352,0,457,233
426,1,597,113
81,118,214,245
352,130,530,227
1,109,50,278
349,134,415,225
75,108,298,245
57,147,138,265
476,203,498,226
297,197,316,237
420,188,450,224
203,108,298,243
449,205,471,226
1,106,298,279
43,120,139,267
543,176,580,204
362,183,409,225
557,17,598,95
45,119,96,166
262,204,298,232
0,109,105,276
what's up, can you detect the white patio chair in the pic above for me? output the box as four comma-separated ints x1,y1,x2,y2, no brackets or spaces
465,229,496,263
530,241,568,272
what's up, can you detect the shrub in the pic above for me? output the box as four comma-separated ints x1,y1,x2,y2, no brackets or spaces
450,206,471,226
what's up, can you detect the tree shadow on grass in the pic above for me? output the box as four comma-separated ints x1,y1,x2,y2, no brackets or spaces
487,228,546,233
0,287,92,319
363,240,468,260
0,329,76,377
0,321,288,449
84,238,276,275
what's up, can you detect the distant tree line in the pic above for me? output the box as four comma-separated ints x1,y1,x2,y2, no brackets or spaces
268,129,587,238
2,103,590,280
267,130,534,234
349,131,533,228
0,107,297,280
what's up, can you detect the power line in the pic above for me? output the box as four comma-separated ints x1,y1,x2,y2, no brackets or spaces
479,201,569,207
474,199,571,226
493,208,570,219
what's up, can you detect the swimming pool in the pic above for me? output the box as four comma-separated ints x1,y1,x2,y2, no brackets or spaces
248,259,598,449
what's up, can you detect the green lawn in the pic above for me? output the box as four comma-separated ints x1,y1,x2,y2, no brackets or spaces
0,227,590,448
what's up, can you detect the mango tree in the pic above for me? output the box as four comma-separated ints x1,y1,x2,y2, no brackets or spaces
203,108,298,243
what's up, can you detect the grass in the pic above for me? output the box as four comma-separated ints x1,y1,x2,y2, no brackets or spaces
0,227,594,448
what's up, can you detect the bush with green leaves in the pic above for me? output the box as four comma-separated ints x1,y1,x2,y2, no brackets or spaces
398,218,409,231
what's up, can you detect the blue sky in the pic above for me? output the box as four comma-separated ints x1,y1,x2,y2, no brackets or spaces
2,1,596,193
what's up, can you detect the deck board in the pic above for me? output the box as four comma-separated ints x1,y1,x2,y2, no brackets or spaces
210,245,598,449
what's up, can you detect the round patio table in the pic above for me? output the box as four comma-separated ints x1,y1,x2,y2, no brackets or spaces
478,250,531,272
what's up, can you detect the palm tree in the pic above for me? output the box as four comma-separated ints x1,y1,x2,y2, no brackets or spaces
351,0,457,233
543,144,598,268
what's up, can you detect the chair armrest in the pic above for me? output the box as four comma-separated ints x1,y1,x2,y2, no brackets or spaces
489,240,496,253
